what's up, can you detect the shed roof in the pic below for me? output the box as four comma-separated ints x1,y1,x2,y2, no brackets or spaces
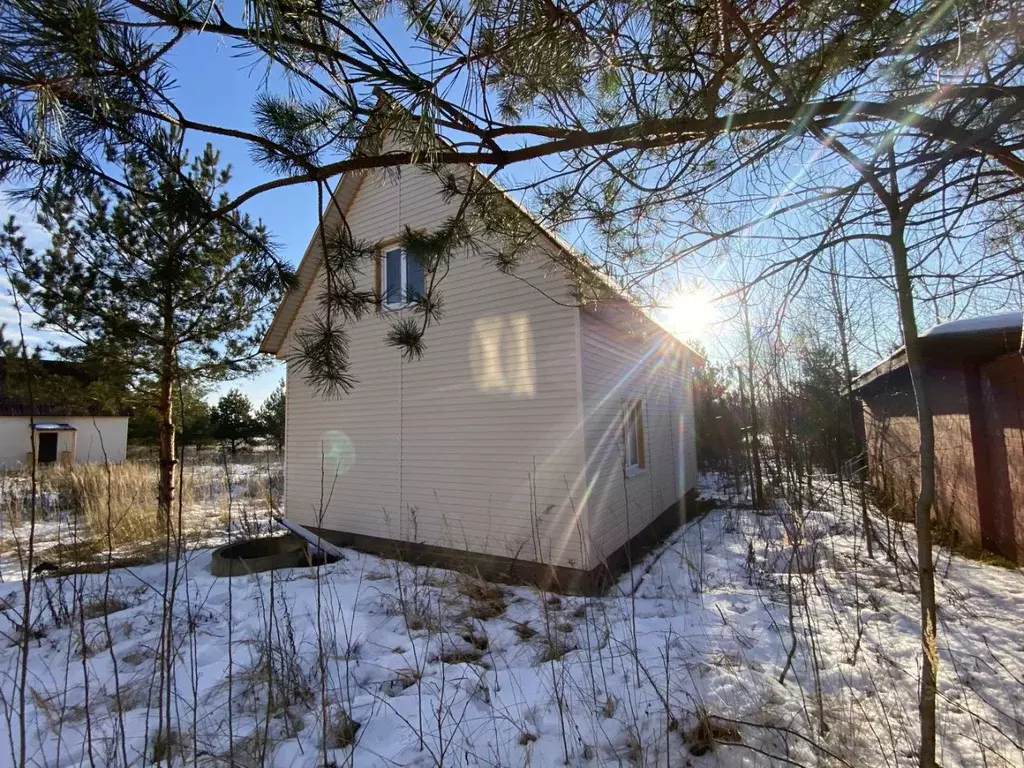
852,311,1023,393
919,311,1023,339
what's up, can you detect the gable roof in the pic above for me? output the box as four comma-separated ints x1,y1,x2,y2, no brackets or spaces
260,114,703,365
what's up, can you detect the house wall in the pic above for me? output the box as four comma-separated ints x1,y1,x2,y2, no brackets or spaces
283,166,588,569
0,417,128,467
578,306,697,566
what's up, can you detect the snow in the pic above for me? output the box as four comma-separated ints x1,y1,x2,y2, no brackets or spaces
921,311,1023,338
0,475,1022,766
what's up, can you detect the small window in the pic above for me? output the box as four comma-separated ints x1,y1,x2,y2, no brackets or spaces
406,253,424,301
384,248,403,305
379,247,425,308
624,400,645,474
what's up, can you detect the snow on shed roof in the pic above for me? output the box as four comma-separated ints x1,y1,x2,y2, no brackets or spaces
919,311,1023,338
853,310,1023,392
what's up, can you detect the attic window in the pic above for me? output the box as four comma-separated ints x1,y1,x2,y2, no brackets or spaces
379,247,424,308
624,400,645,475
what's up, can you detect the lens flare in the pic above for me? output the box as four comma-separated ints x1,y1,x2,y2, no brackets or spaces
659,288,718,341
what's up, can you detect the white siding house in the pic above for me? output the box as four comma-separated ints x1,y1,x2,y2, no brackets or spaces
262,160,700,590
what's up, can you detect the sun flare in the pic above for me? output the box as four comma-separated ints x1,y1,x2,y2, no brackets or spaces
660,288,719,341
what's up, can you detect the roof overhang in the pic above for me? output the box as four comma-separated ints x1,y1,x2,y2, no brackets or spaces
260,170,365,357
852,317,1022,394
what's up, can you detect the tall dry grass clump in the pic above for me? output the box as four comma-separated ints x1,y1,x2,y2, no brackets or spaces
40,462,196,548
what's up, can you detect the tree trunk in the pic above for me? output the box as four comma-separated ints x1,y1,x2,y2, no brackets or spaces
157,352,176,526
890,214,938,768
741,295,766,508
829,266,874,558
157,271,178,527
736,367,756,502
157,273,177,529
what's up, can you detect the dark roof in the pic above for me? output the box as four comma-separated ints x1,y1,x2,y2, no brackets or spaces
0,358,128,418
852,311,1022,393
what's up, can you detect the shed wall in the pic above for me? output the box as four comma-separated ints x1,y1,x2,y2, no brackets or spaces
978,353,1024,560
63,417,130,464
862,363,984,549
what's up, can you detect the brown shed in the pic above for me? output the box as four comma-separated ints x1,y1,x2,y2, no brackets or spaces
853,312,1024,561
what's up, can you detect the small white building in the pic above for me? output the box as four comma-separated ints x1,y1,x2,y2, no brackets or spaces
0,361,129,468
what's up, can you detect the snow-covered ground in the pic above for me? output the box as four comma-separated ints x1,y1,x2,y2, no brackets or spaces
0,476,1021,766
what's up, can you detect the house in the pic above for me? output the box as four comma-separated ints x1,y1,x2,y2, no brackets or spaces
261,147,702,593
853,312,1023,561
0,359,129,467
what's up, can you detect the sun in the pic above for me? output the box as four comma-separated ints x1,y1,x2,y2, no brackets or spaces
659,287,719,341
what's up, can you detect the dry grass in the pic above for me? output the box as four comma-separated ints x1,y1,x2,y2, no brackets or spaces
121,646,155,666
432,647,485,665
151,729,185,764
324,708,361,749
683,709,742,756
393,668,422,689
79,594,130,620
39,462,198,548
457,575,507,619
513,621,537,641
459,629,489,651
537,635,577,663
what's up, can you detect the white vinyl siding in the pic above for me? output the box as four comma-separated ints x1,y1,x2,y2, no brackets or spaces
579,306,697,563
283,166,588,568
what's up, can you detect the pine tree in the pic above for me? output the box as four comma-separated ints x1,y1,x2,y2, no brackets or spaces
256,381,286,452
212,389,257,456
797,343,857,473
0,130,293,523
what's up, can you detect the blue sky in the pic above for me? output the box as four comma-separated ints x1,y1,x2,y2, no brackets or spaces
6,16,986,405
165,36,322,405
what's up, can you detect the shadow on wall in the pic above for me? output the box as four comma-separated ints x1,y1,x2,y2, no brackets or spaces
470,312,536,397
